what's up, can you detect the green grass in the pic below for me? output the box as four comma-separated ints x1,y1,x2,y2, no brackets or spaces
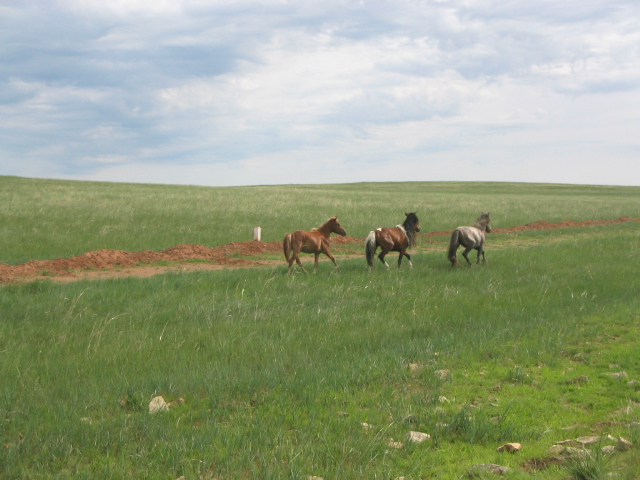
1,175,639,264
1,176,639,479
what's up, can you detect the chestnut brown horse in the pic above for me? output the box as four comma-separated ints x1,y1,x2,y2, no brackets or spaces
283,216,347,273
448,213,492,267
365,212,420,268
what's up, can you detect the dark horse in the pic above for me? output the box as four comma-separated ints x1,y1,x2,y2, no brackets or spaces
283,216,347,273
365,212,420,268
448,213,492,267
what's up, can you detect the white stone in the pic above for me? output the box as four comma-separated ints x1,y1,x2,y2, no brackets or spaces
406,431,431,443
388,439,404,449
601,445,616,455
576,436,600,445
604,371,628,379
548,445,564,455
617,437,633,451
497,442,521,453
149,396,169,414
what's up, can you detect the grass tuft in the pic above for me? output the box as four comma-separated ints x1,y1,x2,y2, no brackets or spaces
565,447,611,480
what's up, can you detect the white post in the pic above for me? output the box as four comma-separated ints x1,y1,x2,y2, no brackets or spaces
253,227,262,242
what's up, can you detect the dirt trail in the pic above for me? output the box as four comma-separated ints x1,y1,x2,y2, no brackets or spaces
1,217,637,284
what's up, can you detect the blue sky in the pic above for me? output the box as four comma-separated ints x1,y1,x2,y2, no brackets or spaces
1,0,639,187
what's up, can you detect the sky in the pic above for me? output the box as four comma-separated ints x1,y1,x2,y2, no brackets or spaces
1,0,639,187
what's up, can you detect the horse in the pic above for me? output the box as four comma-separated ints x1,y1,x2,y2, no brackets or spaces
283,216,347,273
448,213,492,267
365,212,420,268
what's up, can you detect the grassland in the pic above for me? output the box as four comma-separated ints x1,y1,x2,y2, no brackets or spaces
1,176,639,479
2,175,639,263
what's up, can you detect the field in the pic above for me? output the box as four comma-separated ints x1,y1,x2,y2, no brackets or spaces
1,176,639,479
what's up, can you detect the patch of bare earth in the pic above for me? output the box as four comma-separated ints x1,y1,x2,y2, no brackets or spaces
520,456,565,472
1,217,637,284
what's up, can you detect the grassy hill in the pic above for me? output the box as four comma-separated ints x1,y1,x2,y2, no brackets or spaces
1,175,639,263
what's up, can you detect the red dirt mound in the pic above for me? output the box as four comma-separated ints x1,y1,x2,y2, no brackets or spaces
420,217,638,237
1,217,637,284
491,216,636,234
0,241,285,283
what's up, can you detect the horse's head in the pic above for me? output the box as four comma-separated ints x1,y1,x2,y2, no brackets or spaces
404,212,420,232
477,213,492,232
330,216,347,236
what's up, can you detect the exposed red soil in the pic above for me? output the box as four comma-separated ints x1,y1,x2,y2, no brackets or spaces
426,216,638,236
1,217,637,284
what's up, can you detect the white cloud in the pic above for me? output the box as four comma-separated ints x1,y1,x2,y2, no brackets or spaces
1,0,639,186
58,0,184,17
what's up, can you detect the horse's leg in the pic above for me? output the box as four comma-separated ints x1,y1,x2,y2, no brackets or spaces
320,244,340,270
378,249,390,268
284,234,295,274
397,249,412,268
287,236,308,274
449,245,461,267
376,234,393,268
402,251,413,268
477,247,486,264
297,255,308,273
288,254,305,273
462,247,473,266
287,256,294,274
313,252,320,273
448,230,462,267
287,250,296,274
291,245,307,273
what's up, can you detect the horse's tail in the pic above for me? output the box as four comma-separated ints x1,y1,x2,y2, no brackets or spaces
365,231,377,267
283,233,292,262
448,229,460,265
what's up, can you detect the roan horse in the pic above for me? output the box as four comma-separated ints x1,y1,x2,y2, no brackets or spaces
283,216,347,273
365,212,421,268
448,213,492,267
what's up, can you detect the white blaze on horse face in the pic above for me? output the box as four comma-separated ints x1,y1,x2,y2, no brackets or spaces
376,228,383,231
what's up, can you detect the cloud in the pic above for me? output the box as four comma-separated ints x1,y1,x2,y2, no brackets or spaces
1,0,639,186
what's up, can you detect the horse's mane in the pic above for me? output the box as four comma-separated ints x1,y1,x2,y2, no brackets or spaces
316,217,337,230
401,213,419,248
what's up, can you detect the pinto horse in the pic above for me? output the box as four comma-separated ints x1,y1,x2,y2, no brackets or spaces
283,216,347,273
448,213,492,267
365,212,420,268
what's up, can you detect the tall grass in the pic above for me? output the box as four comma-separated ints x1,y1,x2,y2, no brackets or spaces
1,218,639,478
